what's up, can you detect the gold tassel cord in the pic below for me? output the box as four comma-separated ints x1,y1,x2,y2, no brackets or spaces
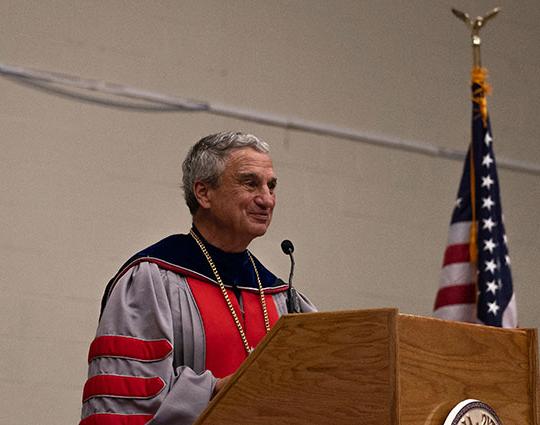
471,67,492,128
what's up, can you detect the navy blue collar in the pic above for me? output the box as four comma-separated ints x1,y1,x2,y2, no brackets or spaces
132,227,279,288
100,228,286,317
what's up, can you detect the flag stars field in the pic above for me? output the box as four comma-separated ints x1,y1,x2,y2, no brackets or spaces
483,239,497,253
482,217,496,231
486,280,498,295
482,196,495,210
487,301,500,316
482,154,494,168
485,259,497,274
481,175,494,189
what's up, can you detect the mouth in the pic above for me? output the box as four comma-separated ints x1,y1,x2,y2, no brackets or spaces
249,212,270,222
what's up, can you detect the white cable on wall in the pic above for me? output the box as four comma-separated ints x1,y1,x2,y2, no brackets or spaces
1,63,539,176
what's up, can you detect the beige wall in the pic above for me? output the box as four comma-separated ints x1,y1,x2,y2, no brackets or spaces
1,1,539,423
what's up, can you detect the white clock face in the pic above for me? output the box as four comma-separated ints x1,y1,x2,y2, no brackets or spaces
443,399,502,425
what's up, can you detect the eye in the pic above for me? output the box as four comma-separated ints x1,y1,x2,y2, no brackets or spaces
268,180,277,192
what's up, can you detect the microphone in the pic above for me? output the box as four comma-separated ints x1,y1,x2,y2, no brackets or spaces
280,239,294,255
281,239,299,313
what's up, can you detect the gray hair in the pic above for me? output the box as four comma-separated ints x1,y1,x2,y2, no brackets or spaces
182,131,270,214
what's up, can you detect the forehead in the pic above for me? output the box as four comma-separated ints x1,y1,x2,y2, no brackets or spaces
223,148,274,175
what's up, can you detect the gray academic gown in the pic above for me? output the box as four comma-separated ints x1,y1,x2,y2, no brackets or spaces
81,262,316,425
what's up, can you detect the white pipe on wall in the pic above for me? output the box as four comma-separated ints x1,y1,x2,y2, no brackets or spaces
1,63,538,176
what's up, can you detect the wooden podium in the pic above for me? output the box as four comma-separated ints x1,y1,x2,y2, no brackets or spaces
195,309,538,425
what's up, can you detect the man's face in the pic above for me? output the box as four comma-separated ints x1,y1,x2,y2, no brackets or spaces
204,148,277,246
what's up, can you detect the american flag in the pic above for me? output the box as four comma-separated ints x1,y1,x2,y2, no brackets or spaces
433,68,517,327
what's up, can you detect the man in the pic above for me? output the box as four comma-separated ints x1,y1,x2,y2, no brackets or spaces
80,132,315,425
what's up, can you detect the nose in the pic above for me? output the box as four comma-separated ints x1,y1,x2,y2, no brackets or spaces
254,188,275,209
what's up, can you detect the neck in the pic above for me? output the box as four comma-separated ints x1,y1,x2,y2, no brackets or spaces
192,215,250,253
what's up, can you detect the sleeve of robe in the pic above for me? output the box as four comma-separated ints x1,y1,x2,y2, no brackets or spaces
271,288,318,316
81,261,317,425
80,262,217,425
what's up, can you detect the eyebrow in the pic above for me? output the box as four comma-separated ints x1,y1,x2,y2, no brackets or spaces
237,173,277,185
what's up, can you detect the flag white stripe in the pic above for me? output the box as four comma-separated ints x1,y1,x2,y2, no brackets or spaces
502,293,518,328
447,221,472,245
433,304,480,323
439,263,476,288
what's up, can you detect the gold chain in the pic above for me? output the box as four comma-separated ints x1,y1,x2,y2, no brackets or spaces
189,230,270,354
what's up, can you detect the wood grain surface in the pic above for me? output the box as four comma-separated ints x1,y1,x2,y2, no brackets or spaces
196,309,399,425
398,314,538,425
195,310,538,425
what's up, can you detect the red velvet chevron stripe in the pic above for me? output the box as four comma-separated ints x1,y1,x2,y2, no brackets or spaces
80,413,153,425
88,336,172,363
82,375,165,402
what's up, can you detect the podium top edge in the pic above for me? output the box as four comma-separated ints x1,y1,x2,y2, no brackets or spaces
279,308,536,334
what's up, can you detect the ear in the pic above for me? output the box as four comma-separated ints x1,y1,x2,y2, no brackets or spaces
193,181,212,209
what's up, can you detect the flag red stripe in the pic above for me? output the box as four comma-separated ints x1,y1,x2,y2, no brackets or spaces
88,336,172,363
443,243,470,266
80,414,153,425
434,283,476,309
82,375,165,402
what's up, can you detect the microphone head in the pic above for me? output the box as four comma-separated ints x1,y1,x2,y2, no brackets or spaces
281,239,294,255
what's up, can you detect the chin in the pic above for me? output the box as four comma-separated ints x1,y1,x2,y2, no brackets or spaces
247,223,270,238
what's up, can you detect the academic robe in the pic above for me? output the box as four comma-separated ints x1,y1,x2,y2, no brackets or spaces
80,230,316,425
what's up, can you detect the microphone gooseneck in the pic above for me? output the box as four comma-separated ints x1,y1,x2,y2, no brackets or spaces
281,239,299,313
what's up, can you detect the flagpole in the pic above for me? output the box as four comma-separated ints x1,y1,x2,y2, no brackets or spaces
451,7,501,68
434,7,517,327
452,7,501,304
